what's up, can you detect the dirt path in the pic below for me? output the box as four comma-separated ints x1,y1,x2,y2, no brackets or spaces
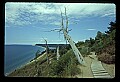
89,52,115,78
76,56,94,78
102,63,115,78
76,52,115,78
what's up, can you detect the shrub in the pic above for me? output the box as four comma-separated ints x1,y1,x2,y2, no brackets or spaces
78,47,90,57
98,53,115,64
48,49,81,77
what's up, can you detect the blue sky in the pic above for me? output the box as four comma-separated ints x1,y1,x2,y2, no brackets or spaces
5,2,116,45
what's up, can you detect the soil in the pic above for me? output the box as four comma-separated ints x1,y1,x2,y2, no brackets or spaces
102,62,115,78
76,55,115,78
76,56,94,78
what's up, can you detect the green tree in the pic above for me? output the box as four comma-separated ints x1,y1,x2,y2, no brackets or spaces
76,41,84,47
95,31,103,41
105,21,116,34
85,39,90,47
89,37,95,47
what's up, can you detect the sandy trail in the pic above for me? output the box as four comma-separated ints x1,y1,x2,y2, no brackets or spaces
76,52,115,78
76,56,94,78
102,63,115,78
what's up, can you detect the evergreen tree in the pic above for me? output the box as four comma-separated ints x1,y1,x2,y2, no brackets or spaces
105,21,116,34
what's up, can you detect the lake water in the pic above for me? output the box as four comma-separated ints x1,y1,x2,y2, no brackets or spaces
4,45,45,76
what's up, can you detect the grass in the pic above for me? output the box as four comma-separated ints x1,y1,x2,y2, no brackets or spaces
8,49,81,77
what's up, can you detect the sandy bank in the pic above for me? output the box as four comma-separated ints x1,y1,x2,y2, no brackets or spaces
26,52,46,65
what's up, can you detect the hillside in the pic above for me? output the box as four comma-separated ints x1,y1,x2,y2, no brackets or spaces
8,49,81,77
76,21,116,64
8,21,115,77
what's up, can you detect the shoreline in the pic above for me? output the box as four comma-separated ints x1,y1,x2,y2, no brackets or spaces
5,45,46,76
7,51,46,76
26,52,46,65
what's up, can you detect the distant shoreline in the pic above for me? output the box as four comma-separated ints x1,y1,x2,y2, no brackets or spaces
36,44,70,48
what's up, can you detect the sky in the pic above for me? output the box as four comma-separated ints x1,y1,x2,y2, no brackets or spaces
5,2,116,45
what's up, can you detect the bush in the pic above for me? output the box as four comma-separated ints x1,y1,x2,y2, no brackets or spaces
67,57,81,77
48,49,81,77
78,47,90,57
98,53,115,64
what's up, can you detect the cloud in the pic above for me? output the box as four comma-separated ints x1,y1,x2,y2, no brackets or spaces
50,21,60,26
101,13,116,17
50,40,64,42
5,2,115,27
86,29,96,30
39,39,64,43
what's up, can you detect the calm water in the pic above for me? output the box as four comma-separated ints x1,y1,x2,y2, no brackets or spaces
4,45,45,76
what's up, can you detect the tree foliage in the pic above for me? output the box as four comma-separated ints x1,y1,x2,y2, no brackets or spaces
105,21,116,34
48,49,81,77
76,21,116,64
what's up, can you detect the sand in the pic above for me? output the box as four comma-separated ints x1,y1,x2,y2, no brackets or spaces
102,62,115,78
26,52,46,65
76,55,115,78
77,56,94,78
